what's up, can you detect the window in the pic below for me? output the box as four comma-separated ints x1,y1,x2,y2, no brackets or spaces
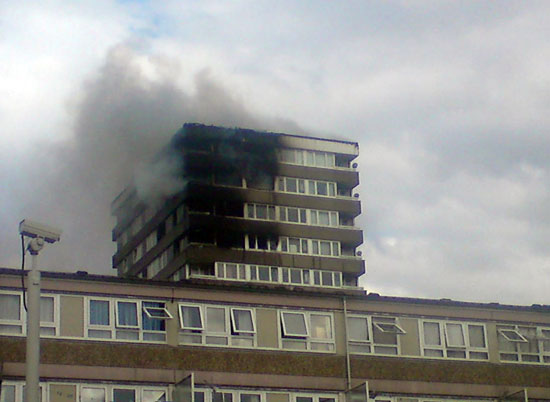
113,389,135,402
276,177,337,197
0,292,58,336
420,320,488,360
215,262,343,288
0,383,16,402
86,298,171,342
245,203,340,227
498,324,550,363
247,235,279,251
0,292,23,334
347,316,405,355
81,386,167,402
279,149,336,168
179,304,256,347
246,204,276,221
280,310,334,351
145,231,157,252
280,237,341,257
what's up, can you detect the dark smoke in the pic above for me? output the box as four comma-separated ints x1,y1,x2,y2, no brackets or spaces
1,44,303,275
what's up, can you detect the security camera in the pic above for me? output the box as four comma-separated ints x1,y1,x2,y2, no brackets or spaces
19,219,62,244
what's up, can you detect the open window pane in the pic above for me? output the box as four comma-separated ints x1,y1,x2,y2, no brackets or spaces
143,306,172,319
116,301,139,328
143,391,166,402
499,329,528,342
179,305,203,330
281,312,308,337
373,322,406,334
231,308,255,333
90,300,110,325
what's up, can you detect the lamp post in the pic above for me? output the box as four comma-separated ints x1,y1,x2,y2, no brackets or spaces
19,219,61,402
26,238,44,402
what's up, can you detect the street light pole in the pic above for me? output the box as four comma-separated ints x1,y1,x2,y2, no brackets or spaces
19,219,61,402
26,238,44,402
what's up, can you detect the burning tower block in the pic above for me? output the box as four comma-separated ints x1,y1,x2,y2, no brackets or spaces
111,123,364,288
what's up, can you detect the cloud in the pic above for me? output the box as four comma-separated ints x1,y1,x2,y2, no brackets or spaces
2,1,550,305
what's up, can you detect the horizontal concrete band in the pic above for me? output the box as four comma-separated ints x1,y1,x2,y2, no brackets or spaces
2,338,550,389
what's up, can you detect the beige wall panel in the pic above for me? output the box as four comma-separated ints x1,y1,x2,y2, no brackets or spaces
166,301,180,346
267,394,290,402
485,322,500,363
333,311,346,355
50,384,77,402
398,318,420,356
257,308,278,348
60,296,84,337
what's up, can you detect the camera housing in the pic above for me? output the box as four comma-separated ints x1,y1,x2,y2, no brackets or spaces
19,219,62,244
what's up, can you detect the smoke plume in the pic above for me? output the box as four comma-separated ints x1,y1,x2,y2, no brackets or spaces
2,44,302,275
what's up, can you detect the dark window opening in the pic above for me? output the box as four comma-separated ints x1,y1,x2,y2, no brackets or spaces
188,230,215,244
247,173,275,191
335,155,352,168
217,200,244,217
217,232,244,249
338,185,353,197
157,222,166,241
189,263,215,276
188,199,213,213
214,167,242,187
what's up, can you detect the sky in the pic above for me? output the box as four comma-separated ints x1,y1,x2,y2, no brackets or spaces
1,0,550,305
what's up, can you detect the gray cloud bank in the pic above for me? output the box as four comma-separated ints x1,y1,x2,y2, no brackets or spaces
2,1,550,306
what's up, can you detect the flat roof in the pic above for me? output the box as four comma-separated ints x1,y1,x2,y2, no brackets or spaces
1,267,548,313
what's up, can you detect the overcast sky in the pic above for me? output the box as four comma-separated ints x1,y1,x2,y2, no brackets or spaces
2,1,550,305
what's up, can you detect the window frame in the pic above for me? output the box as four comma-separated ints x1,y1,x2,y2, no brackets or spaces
276,176,338,198
497,324,550,364
0,291,24,335
0,291,59,337
179,304,204,330
347,315,404,356
214,262,343,289
86,297,115,339
143,305,173,320
420,319,489,360
115,300,140,329
279,310,335,352
178,303,257,348
85,297,169,343
230,308,256,335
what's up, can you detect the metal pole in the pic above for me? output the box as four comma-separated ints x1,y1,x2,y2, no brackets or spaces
25,251,41,402
343,297,351,391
